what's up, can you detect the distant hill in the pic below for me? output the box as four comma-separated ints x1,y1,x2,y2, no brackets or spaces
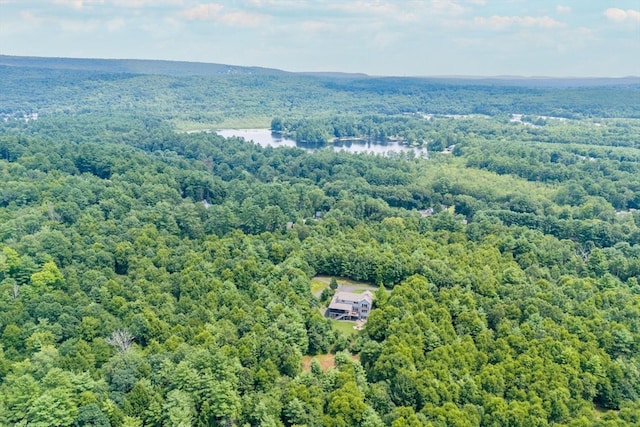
428,76,640,88
1,55,639,119
3,55,638,87
0,55,292,77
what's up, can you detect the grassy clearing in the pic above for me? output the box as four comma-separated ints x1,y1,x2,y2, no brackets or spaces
301,353,360,372
331,320,359,336
313,275,379,292
216,116,272,129
314,308,362,336
311,275,379,298
172,121,218,133
310,278,328,297
172,115,271,132
313,275,370,286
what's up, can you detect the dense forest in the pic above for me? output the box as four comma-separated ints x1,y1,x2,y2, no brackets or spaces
0,57,640,426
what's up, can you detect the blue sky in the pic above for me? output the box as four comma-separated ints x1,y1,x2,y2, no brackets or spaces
1,0,639,76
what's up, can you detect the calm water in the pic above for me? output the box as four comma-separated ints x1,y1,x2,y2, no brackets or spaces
216,129,428,157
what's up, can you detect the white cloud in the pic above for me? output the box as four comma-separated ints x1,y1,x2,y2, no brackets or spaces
297,18,382,37
556,5,571,14
110,0,184,7
332,0,468,19
179,3,268,27
180,3,223,20
53,0,102,9
604,8,640,23
52,0,182,9
248,0,301,6
334,1,397,15
20,9,100,32
574,26,595,39
431,0,467,16
218,11,268,27
328,1,418,22
473,15,566,30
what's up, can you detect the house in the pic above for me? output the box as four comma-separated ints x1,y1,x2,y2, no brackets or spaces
418,207,435,217
327,290,373,321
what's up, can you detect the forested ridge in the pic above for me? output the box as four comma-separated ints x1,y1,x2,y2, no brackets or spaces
0,58,640,426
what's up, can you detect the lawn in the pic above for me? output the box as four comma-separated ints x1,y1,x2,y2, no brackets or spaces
331,319,359,336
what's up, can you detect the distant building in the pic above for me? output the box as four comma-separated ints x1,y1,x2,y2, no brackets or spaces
418,205,449,217
327,290,373,321
419,207,435,217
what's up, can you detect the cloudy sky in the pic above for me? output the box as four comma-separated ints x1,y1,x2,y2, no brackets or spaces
1,0,639,76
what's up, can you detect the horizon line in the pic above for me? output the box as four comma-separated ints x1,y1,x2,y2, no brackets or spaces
1,53,639,80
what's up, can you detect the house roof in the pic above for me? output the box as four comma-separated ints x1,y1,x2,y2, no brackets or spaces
334,290,373,304
328,302,353,312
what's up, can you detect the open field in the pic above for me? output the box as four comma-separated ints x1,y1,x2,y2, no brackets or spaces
172,116,272,132
311,275,380,298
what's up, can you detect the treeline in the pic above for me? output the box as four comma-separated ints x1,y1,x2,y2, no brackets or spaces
270,113,640,149
271,115,451,146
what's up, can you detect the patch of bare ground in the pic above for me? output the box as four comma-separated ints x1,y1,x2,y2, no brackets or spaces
301,353,360,372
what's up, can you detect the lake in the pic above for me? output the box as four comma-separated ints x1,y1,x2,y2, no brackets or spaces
216,129,429,157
